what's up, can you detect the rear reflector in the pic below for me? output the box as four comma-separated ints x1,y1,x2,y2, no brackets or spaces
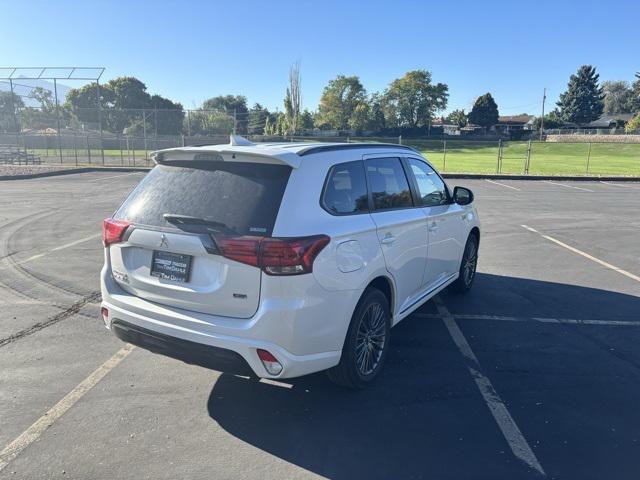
257,349,283,376
211,234,330,276
102,218,130,247
100,307,109,325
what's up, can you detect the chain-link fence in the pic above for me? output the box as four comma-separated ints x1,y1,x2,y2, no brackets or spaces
1,132,639,176
1,105,640,174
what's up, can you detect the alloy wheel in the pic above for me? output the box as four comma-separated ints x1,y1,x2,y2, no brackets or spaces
355,302,387,376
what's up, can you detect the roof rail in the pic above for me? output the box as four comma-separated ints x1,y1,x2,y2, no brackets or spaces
297,143,418,157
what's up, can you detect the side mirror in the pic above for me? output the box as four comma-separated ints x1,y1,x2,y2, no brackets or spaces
453,186,474,205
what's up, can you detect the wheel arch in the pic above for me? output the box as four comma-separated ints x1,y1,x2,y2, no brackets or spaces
469,226,480,245
364,275,395,316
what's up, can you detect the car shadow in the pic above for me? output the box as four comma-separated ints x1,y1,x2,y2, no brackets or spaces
207,274,640,479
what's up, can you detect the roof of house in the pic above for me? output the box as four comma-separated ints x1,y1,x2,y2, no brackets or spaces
585,113,635,128
498,115,535,125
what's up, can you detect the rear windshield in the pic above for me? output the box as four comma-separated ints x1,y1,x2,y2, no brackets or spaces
114,161,291,236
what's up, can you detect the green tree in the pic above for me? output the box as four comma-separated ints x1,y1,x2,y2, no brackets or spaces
284,61,301,133
31,87,55,112
368,93,386,132
190,110,235,135
317,75,367,130
248,103,269,135
150,94,184,135
602,81,634,115
65,76,156,133
283,88,296,134
468,93,499,130
632,72,640,113
532,110,564,130
298,109,314,131
18,87,77,131
264,114,275,135
557,65,604,124
275,111,290,135
446,109,467,127
64,82,112,129
381,70,448,128
202,95,248,134
625,113,640,132
105,77,153,133
349,102,371,131
0,91,24,132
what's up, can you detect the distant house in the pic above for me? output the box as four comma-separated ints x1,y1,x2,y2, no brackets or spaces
441,124,461,135
495,115,535,134
584,113,634,129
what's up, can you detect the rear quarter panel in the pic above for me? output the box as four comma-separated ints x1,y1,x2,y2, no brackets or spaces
272,151,389,295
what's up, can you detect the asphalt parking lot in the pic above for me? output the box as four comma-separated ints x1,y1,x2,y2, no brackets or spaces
1,172,639,479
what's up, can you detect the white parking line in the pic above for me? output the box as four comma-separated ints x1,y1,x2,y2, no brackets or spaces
433,296,546,476
0,234,101,269
521,225,640,283
599,181,639,189
89,172,145,182
0,344,135,472
542,180,593,192
416,312,640,326
259,378,293,389
484,179,521,191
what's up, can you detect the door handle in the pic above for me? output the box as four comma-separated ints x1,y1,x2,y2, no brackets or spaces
381,234,396,245
428,222,439,233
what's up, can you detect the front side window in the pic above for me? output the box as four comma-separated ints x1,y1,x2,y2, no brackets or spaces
366,157,413,210
407,158,450,207
322,161,369,215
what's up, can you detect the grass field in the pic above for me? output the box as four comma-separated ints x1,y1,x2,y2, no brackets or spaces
409,140,640,176
29,140,640,176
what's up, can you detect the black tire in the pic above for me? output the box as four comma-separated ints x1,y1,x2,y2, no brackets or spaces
326,288,391,389
451,233,479,293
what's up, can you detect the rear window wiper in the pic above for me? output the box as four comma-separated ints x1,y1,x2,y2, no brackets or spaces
163,214,235,234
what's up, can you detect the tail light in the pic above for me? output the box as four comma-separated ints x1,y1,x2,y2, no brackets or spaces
212,234,330,276
102,218,130,247
257,349,283,375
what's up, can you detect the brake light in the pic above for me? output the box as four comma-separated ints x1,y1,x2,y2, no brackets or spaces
213,236,261,267
102,218,130,247
211,234,330,275
261,235,330,275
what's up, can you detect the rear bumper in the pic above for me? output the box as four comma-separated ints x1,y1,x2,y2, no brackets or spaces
111,320,254,376
102,298,342,378
100,265,349,379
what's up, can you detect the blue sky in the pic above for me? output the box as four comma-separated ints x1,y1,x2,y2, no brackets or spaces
1,0,638,116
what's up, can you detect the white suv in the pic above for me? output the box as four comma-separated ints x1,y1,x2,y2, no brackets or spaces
100,137,480,388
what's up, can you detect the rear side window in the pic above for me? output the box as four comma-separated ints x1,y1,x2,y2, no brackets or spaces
114,161,291,236
366,157,413,210
321,161,369,215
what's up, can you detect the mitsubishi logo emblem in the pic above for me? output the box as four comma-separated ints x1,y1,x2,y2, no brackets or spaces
159,234,169,248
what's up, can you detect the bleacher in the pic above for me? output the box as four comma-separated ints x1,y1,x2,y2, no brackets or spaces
0,145,41,165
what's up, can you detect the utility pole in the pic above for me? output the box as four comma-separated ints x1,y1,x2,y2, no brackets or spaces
539,88,546,141
96,80,104,164
8,78,20,150
233,108,237,135
53,78,63,163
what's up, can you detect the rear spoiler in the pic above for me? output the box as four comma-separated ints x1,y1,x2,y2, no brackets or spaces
150,140,302,169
